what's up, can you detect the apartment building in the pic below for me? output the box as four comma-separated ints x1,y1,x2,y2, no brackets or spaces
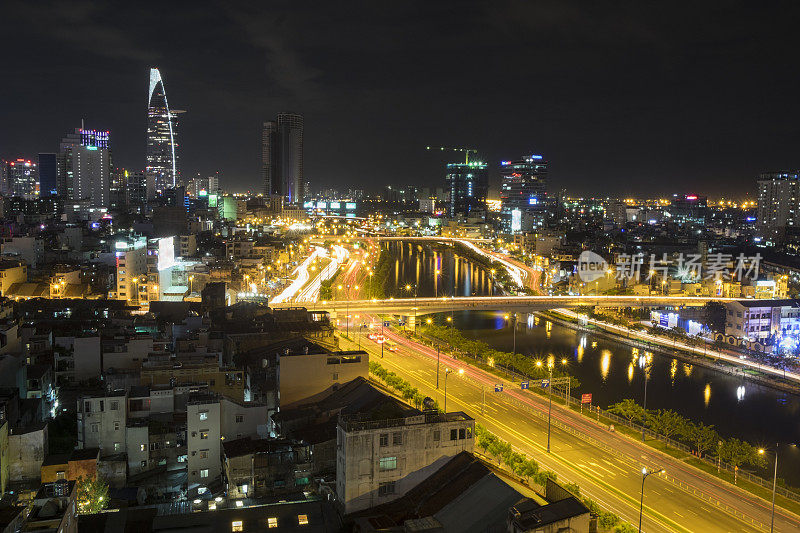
278,349,368,406
336,410,475,514
76,391,127,456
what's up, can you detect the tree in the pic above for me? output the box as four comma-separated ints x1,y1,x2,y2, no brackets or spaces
647,409,688,440
684,422,718,457
607,399,645,425
77,475,109,514
719,438,763,475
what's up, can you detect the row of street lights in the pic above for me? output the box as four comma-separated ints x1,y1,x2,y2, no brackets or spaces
433,354,664,532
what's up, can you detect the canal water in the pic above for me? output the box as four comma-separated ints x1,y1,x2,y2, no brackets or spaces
384,241,800,485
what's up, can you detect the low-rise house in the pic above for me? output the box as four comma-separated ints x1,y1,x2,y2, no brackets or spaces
222,437,312,499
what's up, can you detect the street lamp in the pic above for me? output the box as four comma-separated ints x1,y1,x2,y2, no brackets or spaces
538,356,567,453
189,275,194,294
639,467,664,532
758,446,778,533
505,313,517,355
444,368,452,412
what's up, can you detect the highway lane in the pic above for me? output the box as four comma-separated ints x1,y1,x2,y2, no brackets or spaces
341,323,800,532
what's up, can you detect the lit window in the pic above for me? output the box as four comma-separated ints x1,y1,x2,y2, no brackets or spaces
140,444,146,452
199,411,208,421
298,514,309,525
268,517,278,528
235,500,244,508
379,456,397,471
200,431,209,440
200,469,209,478
231,521,243,532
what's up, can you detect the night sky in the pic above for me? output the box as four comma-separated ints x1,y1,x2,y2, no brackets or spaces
2,1,800,197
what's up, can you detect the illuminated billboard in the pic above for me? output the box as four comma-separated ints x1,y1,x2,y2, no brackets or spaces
511,209,522,232
346,202,356,210
157,237,175,271
330,202,341,209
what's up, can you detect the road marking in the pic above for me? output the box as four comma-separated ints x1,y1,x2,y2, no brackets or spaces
349,335,768,532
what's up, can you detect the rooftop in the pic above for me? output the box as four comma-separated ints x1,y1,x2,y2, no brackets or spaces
222,436,306,459
351,452,523,531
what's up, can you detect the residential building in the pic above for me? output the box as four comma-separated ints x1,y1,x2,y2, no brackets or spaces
278,349,368,406
222,437,312,499
186,394,267,491
76,391,127,456
114,236,147,305
54,334,101,383
186,395,221,489
0,261,27,298
336,409,475,514
23,481,77,533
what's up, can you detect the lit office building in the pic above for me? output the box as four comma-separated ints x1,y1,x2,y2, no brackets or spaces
756,172,800,243
57,128,111,207
500,155,548,233
445,161,488,217
0,158,38,199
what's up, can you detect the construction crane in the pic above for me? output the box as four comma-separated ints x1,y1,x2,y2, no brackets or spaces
426,146,478,164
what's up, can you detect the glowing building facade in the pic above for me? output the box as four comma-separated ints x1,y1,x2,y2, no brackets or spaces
146,68,181,196
57,128,111,207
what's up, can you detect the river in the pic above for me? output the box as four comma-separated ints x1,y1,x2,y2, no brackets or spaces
383,241,800,485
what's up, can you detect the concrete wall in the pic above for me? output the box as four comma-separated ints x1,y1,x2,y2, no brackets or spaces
77,395,127,456
220,398,268,441
336,417,475,514
187,401,221,488
279,352,368,406
8,424,47,483
126,425,150,476
103,337,154,371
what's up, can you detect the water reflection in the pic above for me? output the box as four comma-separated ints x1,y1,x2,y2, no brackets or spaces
389,241,800,484
627,362,634,383
601,350,611,380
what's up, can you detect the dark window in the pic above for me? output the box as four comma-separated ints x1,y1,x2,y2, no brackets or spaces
459,428,466,439
379,433,389,447
378,481,396,496
433,430,440,441
392,432,402,445
450,429,458,440
99,401,104,412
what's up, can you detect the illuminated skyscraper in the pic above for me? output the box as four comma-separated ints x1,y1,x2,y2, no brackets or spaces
57,127,111,207
0,158,38,199
146,68,182,196
445,161,488,217
262,112,304,202
500,155,548,232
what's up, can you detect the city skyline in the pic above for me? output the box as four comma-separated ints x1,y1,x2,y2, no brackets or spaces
1,3,800,196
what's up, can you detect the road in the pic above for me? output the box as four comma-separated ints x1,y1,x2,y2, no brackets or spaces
340,322,800,532
271,245,348,303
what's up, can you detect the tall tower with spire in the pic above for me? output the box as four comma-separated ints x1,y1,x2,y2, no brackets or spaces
146,68,182,197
